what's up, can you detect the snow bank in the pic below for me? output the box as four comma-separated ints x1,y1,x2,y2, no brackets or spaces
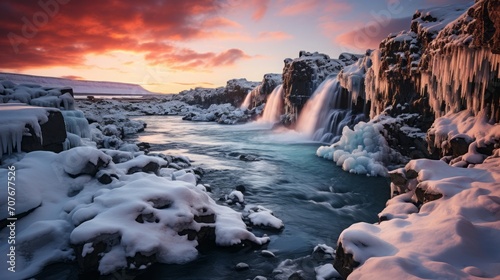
0,146,270,279
338,156,500,279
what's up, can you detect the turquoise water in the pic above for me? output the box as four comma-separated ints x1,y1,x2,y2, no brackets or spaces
125,116,390,280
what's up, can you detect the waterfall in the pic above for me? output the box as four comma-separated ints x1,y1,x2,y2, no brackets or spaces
258,85,284,123
240,90,253,109
296,77,365,143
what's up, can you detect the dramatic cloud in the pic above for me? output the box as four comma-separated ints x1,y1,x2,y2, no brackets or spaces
0,0,244,70
335,17,411,51
145,46,251,71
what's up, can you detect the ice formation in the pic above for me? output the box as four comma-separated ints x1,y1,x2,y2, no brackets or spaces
0,104,56,154
61,110,90,138
0,79,75,110
316,120,397,177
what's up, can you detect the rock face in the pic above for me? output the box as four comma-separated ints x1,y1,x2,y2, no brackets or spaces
282,51,360,117
177,78,259,107
473,0,500,54
247,73,282,108
22,110,68,153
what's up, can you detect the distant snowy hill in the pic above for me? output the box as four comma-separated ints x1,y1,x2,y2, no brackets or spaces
0,72,153,96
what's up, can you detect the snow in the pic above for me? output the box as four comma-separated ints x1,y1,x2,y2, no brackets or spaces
0,72,152,96
0,104,57,154
244,205,284,230
0,146,270,278
339,156,500,279
315,263,340,280
0,78,75,110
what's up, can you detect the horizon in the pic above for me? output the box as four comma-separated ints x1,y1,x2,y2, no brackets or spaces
0,0,471,93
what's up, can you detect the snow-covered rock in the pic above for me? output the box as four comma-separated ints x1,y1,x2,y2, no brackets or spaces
0,104,67,155
0,78,75,110
0,147,270,279
283,51,362,116
335,156,500,279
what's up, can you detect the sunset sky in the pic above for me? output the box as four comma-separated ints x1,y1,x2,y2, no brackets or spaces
0,0,470,93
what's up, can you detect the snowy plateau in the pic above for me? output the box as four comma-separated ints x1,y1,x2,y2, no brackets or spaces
1,0,500,279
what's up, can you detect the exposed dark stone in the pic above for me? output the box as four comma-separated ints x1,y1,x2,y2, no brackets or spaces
389,172,407,186
333,242,360,279
67,157,109,178
127,161,161,175
235,185,246,193
97,173,113,184
288,271,307,280
20,110,67,154
193,213,215,224
473,0,500,54
405,169,419,179
449,136,472,158
415,186,443,204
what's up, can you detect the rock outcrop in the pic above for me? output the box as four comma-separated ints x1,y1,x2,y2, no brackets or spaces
282,51,360,117
177,78,259,107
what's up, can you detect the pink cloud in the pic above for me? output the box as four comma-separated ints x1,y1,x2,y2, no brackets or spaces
279,0,319,16
251,0,271,20
335,17,411,51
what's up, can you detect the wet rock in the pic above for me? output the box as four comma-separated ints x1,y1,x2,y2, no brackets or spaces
235,185,246,193
235,262,250,271
67,157,109,178
261,250,276,258
333,242,360,279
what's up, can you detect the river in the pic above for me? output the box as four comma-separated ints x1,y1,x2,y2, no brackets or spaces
124,116,389,280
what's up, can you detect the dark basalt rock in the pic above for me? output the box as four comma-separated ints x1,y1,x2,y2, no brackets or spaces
333,242,360,279
473,0,500,54
127,161,163,175
21,110,67,153
67,157,109,178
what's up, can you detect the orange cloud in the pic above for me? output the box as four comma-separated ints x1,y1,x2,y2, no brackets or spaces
0,0,246,71
145,47,251,71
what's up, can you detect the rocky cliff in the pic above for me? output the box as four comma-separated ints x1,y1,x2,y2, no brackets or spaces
177,78,259,108
282,51,361,117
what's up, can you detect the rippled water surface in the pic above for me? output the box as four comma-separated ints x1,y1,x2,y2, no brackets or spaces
125,116,389,279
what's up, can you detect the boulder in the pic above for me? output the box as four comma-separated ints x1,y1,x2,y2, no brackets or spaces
21,110,67,153
333,242,360,279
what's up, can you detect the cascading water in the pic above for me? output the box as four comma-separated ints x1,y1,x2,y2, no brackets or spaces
258,85,284,123
296,77,365,143
240,90,253,110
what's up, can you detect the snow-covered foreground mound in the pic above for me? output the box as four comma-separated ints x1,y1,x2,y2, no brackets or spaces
0,147,269,279
336,157,500,279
